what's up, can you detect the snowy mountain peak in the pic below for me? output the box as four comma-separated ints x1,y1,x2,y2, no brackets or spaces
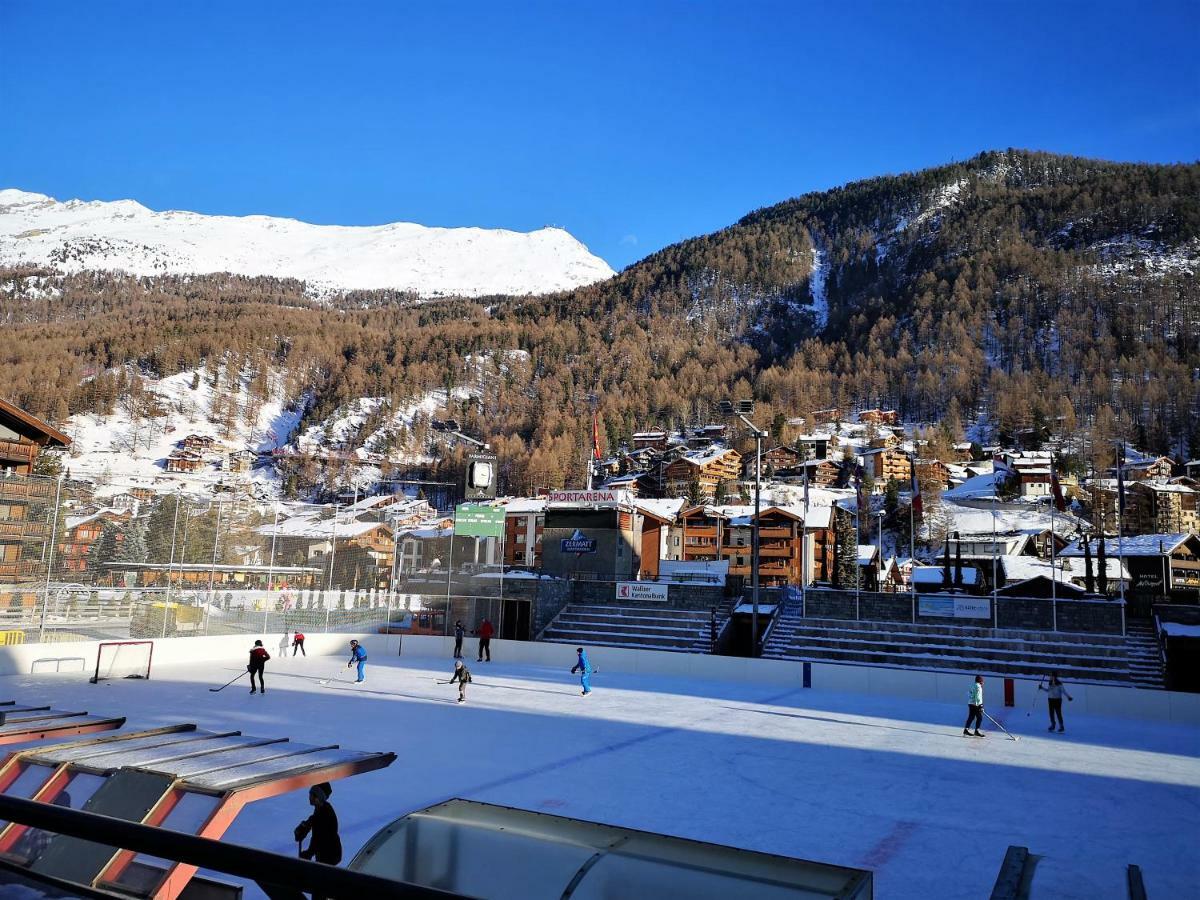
0,189,616,298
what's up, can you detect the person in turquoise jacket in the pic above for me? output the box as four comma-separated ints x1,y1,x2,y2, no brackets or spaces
347,640,368,683
571,647,592,696
963,674,985,736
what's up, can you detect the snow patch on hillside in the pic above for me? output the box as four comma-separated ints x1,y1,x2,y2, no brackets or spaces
807,238,829,329
63,365,301,499
0,188,616,298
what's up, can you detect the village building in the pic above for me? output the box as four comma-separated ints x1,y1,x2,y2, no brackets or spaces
861,446,912,486
1121,456,1174,482
58,508,132,574
795,433,838,460
180,434,220,452
678,503,834,587
913,458,951,490
630,430,669,451
857,409,900,426
256,514,395,590
0,397,71,583
1060,533,1200,599
537,490,666,582
504,498,546,568
1127,481,1200,535
165,450,206,474
662,446,741,501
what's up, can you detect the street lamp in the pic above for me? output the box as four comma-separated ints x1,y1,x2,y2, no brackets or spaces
876,510,885,591
718,399,768,656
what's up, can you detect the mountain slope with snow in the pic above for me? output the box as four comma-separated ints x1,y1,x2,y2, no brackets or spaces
0,189,615,297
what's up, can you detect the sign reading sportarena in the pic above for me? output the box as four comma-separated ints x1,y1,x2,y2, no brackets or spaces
547,489,634,505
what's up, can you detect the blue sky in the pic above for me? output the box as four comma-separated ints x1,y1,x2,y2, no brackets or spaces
2,1,1197,270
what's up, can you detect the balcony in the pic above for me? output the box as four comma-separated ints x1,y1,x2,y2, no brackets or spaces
0,440,36,468
0,519,49,539
684,526,719,538
758,527,795,538
0,559,43,579
0,478,54,501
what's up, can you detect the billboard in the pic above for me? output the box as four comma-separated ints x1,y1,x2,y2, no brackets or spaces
560,528,597,554
454,503,505,538
917,596,991,619
616,581,669,602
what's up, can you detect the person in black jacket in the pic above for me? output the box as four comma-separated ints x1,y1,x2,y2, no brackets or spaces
453,620,465,659
294,782,342,900
248,640,270,694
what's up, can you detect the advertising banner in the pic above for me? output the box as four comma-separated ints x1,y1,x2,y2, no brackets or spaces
918,595,991,619
616,581,669,602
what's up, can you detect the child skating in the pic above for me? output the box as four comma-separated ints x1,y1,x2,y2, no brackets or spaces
571,647,592,696
447,660,472,703
248,640,270,694
1038,672,1073,732
347,639,367,683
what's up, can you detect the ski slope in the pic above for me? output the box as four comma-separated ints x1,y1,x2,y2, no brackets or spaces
8,651,1199,899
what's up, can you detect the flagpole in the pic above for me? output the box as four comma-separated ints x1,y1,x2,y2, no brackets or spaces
1050,458,1058,604
1117,441,1127,634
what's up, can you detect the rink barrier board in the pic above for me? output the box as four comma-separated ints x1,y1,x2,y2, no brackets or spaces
0,631,1197,726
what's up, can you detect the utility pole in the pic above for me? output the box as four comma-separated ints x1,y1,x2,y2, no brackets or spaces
719,400,767,656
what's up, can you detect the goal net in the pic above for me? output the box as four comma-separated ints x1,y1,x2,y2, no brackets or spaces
91,641,154,683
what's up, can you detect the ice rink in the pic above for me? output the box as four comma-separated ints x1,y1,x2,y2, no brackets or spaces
5,646,1199,899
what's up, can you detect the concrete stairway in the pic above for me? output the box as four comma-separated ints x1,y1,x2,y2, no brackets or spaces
1124,620,1166,689
542,604,715,653
763,606,1148,685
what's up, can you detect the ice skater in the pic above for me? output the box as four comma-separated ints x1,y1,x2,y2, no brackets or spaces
453,620,465,659
571,646,592,696
447,659,472,703
1038,672,1073,732
963,674,985,736
294,782,342,900
292,630,306,656
248,640,270,694
347,639,367,682
476,617,493,662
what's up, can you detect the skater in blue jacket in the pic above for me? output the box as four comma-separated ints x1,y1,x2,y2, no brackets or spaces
347,640,368,683
571,647,592,695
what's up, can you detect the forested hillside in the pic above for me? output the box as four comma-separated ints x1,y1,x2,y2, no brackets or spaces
2,149,1197,496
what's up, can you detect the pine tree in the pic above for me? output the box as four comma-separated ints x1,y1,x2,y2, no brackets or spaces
87,522,121,576
116,518,148,564
834,505,857,588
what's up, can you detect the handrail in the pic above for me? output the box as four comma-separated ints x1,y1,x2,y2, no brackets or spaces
0,794,471,900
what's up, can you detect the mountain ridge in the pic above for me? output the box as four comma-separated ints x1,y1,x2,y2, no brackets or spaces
0,188,616,298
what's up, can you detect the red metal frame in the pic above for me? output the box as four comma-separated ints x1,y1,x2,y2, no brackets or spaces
92,641,155,683
0,716,125,746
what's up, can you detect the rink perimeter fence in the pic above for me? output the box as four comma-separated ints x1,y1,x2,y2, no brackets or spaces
0,472,528,646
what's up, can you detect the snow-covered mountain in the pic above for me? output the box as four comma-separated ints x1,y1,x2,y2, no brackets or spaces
0,189,615,297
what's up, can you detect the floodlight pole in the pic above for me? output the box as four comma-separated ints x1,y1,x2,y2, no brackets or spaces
734,410,767,657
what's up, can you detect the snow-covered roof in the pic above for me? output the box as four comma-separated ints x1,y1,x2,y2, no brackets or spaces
1135,481,1195,494
258,515,388,540
912,565,981,586
505,497,547,514
1161,621,1200,638
857,545,878,565
635,498,686,522
1000,556,1057,583
1061,534,1194,557
680,446,736,466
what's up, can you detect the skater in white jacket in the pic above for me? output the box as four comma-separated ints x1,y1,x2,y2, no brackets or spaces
1038,672,1073,732
963,675,985,737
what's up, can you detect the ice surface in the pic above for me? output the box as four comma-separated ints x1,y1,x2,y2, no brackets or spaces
5,650,1197,899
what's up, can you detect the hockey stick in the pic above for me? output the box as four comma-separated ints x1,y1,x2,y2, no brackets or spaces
983,709,1019,741
209,671,248,693
318,666,352,686
1027,675,1045,717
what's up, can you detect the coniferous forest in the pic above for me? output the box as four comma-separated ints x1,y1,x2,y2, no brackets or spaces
2,150,1198,494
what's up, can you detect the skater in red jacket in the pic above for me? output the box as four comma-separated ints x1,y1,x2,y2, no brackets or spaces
248,640,271,694
291,631,306,656
476,618,494,662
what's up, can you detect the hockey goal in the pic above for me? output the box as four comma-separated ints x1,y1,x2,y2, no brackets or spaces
90,641,154,683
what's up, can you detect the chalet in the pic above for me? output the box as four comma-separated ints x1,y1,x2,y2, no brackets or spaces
867,431,903,450
130,487,157,502
180,434,219,452
951,442,975,462
1186,460,1200,480
226,449,257,474
861,447,912,485
256,514,395,589
0,397,71,583
165,451,206,474
856,545,879,590
811,408,841,425
504,498,546,568
911,565,983,594
105,492,143,513
877,556,906,592
631,430,670,451
58,508,132,574
599,472,656,497
662,446,741,501
1060,534,1200,598
995,576,1090,600
1121,456,1174,482
1128,481,1200,535
753,445,801,478
795,433,838,460
679,503,834,586
858,409,899,426
687,424,728,448
781,457,843,488
913,458,951,490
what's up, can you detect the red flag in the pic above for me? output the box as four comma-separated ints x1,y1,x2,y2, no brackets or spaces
1050,458,1066,512
592,412,602,461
